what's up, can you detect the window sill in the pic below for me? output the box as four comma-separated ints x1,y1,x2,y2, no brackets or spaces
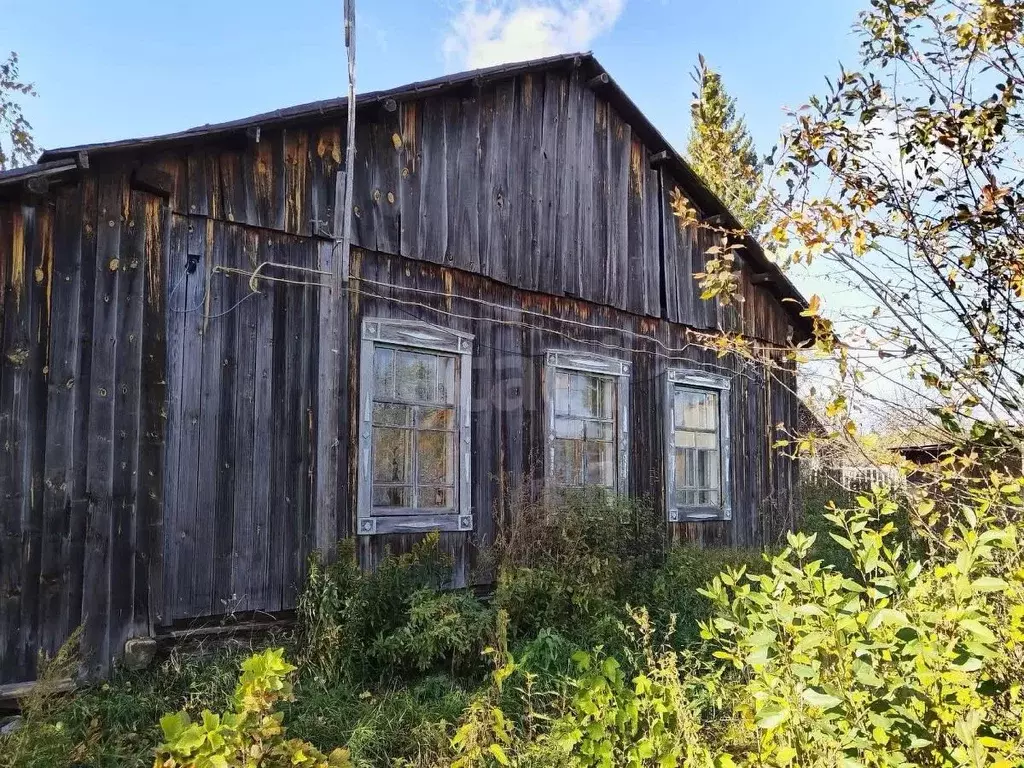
668,508,732,523
357,513,473,535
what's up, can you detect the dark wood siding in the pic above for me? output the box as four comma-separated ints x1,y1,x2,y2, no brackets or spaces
0,180,170,681
348,248,798,573
128,71,671,320
0,66,802,684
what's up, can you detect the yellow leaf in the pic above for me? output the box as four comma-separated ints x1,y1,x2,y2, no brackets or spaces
852,228,868,255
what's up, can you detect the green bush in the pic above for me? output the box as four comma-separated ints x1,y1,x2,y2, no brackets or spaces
373,588,494,674
154,648,352,768
297,533,494,684
491,489,668,646
650,545,770,643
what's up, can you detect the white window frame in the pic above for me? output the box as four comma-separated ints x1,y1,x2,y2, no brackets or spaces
544,350,630,494
665,369,732,522
357,318,474,535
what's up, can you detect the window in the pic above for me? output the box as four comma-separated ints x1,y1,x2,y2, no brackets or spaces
665,370,732,521
545,351,630,493
357,319,473,535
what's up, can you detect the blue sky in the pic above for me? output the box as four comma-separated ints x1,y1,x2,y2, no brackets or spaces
7,0,863,159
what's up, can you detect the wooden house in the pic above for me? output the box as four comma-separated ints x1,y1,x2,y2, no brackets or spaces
0,52,810,686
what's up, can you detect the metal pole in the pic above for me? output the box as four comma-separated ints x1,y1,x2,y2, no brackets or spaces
313,0,357,554
340,0,357,280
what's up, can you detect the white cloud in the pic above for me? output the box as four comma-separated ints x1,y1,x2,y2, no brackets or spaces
443,0,625,71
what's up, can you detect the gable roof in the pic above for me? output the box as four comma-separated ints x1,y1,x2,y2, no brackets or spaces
34,51,810,334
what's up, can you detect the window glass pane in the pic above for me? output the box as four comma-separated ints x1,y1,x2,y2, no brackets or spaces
373,403,411,427
675,390,718,430
592,376,614,419
585,420,614,442
703,450,721,489
373,347,395,398
417,486,454,509
417,406,455,431
554,416,584,439
418,431,455,485
553,439,584,486
551,368,620,490
373,486,411,508
555,371,571,415
396,350,437,402
437,356,456,404
584,442,615,487
673,447,686,491
373,427,412,484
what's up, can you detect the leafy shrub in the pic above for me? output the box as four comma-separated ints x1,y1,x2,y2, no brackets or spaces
297,534,493,684
650,545,770,643
374,589,493,674
491,488,667,645
700,482,1024,766
154,648,352,768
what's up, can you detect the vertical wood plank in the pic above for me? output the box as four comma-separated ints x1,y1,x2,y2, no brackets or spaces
310,125,342,239
247,233,274,611
230,227,259,611
191,221,226,617
398,102,422,261
137,199,169,634
170,216,208,620
283,129,310,236
39,187,83,657
479,83,514,284
447,94,481,273
65,176,98,642
209,223,240,617
81,172,126,676
607,109,630,312
108,189,147,658
556,71,582,298
160,213,188,625
418,98,448,265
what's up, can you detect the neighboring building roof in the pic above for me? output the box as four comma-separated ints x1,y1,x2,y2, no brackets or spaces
30,51,810,332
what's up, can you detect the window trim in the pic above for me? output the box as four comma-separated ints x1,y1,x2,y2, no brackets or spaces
665,369,732,522
544,350,631,494
357,318,474,535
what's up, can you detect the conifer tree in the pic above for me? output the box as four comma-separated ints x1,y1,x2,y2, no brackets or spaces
686,55,766,235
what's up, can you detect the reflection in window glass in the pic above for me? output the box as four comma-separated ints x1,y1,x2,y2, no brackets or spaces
551,370,617,490
371,345,458,513
672,387,722,508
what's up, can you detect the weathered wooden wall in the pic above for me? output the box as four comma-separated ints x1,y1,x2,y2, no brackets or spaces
347,248,798,571
0,178,169,682
0,63,802,684
160,215,324,624
135,68,794,341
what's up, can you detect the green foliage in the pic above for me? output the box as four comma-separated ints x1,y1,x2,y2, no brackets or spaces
491,490,667,646
374,589,493,674
686,54,766,235
0,51,35,170
544,613,716,768
297,533,493,684
0,628,82,768
153,648,352,768
700,483,1024,766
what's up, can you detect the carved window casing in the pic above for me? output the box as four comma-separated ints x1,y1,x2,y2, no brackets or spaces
357,319,473,535
665,370,732,522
